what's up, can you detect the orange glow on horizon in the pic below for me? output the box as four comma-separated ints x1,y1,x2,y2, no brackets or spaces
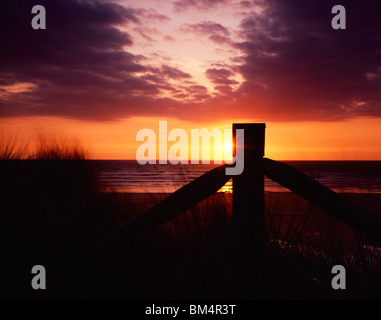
1,116,380,161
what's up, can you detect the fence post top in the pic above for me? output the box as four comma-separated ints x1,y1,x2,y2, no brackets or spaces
233,123,266,129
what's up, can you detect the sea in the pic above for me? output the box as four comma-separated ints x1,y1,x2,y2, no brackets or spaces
90,160,381,194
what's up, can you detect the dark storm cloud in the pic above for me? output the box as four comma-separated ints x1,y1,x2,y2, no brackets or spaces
206,68,238,85
181,84,211,100
139,65,192,96
0,0,190,120
232,0,381,120
141,65,191,87
205,67,238,97
1,0,381,123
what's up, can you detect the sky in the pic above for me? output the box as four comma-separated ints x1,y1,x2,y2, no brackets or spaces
1,0,381,160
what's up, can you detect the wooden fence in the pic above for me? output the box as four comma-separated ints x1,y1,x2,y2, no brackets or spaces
124,123,381,245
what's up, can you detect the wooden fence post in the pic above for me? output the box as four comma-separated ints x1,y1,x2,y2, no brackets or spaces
232,123,266,252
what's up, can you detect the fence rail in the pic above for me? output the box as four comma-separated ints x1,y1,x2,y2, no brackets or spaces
124,123,381,244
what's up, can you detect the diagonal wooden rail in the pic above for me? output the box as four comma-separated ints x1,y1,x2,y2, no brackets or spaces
263,158,381,242
124,122,381,244
124,158,381,243
124,164,230,233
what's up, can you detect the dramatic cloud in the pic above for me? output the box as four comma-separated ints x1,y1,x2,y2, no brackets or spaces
232,0,381,120
180,21,233,46
0,0,194,120
0,0,147,118
1,0,380,122
140,65,192,92
206,68,239,95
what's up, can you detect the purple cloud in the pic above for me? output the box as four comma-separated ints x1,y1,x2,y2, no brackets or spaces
1,0,381,123
161,65,192,80
208,34,232,45
0,0,184,120
231,0,381,121
206,68,238,85
182,21,230,36
173,0,229,11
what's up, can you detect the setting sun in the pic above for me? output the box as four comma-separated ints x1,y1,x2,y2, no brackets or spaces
223,141,233,162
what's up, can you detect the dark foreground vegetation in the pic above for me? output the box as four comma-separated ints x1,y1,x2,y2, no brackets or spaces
1,138,380,299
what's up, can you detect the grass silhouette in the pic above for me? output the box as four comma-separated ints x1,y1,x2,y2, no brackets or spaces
0,135,380,299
